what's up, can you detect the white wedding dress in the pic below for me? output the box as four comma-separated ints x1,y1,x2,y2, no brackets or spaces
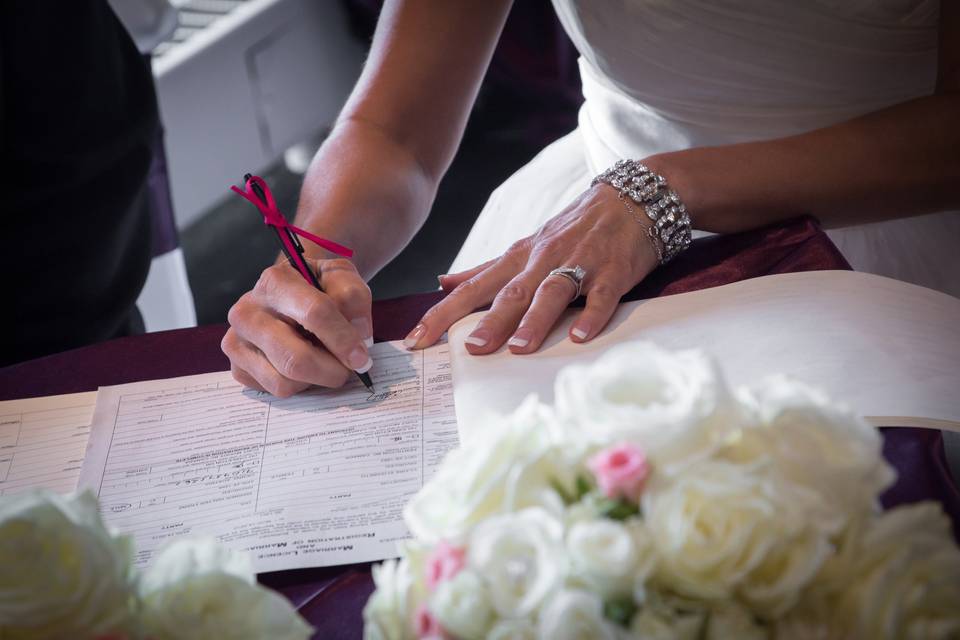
449,0,960,299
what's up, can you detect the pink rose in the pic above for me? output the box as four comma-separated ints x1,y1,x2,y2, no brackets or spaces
425,541,466,591
587,443,650,502
414,603,448,640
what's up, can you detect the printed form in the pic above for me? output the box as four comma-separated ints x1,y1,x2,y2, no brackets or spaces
0,392,96,496
78,341,458,573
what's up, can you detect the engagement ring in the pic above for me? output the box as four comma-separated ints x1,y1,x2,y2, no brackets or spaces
547,265,586,301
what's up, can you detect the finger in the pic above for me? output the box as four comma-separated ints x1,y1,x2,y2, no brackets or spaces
317,258,374,347
438,258,497,292
569,278,625,343
462,265,556,355
406,250,526,350
230,363,266,393
221,329,311,398
506,271,582,354
235,309,354,389
250,264,371,374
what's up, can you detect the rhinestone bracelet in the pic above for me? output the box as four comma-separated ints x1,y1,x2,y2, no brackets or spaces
591,159,693,264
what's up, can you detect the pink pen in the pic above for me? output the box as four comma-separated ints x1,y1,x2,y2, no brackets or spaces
231,174,375,393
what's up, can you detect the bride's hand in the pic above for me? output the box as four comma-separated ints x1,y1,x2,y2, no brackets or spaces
404,184,659,354
222,258,374,396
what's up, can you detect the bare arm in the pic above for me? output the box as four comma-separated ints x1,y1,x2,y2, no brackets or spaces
223,0,511,395
293,0,513,278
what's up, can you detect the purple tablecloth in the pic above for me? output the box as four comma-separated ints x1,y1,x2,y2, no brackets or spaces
1,217,956,639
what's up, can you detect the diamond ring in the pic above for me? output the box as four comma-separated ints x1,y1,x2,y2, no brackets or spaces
547,265,586,301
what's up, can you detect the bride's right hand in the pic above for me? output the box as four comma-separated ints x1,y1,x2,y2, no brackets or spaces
221,258,374,397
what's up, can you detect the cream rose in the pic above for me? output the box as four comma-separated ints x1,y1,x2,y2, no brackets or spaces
139,537,311,640
629,590,706,640
0,490,135,638
429,569,492,639
405,397,579,543
705,604,769,639
536,589,617,640
630,597,768,640
643,461,829,612
730,375,895,533
554,342,740,475
468,508,564,618
832,503,960,639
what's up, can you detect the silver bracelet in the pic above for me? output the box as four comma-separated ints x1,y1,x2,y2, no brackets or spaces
591,159,692,264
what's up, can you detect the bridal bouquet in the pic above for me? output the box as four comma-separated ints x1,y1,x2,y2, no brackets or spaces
363,342,960,639
0,490,311,640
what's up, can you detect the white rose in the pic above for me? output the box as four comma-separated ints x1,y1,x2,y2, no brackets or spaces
405,397,579,543
364,556,422,640
566,519,652,599
468,508,564,618
643,461,829,614
536,589,617,640
139,537,311,640
0,489,135,638
487,619,537,640
832,503,960,639
554,342,741,475
429,569,492,639
731,375,895,532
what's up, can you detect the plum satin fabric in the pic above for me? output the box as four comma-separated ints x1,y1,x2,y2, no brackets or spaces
1,217,956,639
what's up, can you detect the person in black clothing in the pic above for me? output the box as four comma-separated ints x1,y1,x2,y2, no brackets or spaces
1,1,159,366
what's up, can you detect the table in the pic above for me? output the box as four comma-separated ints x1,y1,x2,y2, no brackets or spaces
2,217,957,639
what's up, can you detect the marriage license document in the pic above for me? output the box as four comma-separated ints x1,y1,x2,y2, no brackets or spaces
78,341,457,573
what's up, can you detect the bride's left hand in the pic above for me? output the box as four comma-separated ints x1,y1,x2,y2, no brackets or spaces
403,184,660,354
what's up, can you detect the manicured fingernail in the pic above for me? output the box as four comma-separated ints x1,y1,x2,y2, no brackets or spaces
508,327,533,349
348,346,370,370
571,325,590,341
354,356,373,374
403,324,426,349
464,328,490,348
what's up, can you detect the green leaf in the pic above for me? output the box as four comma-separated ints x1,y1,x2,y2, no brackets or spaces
549,478,575,505
574,474,592,500
598,498,640,521
603,598,637,627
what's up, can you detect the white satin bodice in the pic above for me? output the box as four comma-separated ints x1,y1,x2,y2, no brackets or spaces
553,0,939,167
451,0,958,298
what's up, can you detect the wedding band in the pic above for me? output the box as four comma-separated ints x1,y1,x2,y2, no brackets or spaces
547,265,586,301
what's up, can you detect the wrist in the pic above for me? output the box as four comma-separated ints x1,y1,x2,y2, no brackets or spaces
592,159,693,264
293,125,436,276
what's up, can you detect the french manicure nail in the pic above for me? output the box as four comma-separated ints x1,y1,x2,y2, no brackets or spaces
354,356,374,374
348,346,370,370
403,324,426,349
571,325,590,341
464,329,489,348
508,327,533,349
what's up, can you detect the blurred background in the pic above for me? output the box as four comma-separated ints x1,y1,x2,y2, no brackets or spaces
127,0,583,330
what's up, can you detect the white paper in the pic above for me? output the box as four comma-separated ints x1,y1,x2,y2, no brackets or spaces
449,271,960,438
78,341,457,572
0,392,97,496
